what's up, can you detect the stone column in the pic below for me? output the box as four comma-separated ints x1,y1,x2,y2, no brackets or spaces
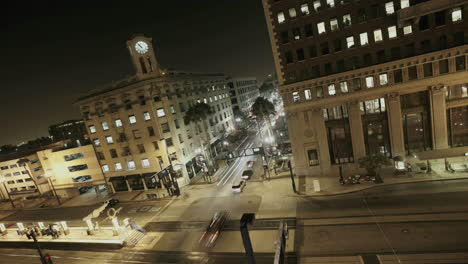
347,101,366,160
141,176,148,191
386,93,406,157
430,85,449,149
311,108,331,168
125,179,132,192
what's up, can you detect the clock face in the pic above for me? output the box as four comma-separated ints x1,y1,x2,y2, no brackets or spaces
135,41,149,54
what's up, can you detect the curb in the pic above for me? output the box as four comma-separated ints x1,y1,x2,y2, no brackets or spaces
301,176,468,197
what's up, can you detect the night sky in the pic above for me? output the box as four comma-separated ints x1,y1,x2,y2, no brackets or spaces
1,0,274,146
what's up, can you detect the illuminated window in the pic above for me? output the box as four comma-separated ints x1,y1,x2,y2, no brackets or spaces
385,2,394,15
156,108,166,117
316,86,324,98
129,115,137,124
340,81,349,93
277,12,285,24
143,112,151,121
102,165,109,173
313,0,321,11
365,76,374,88
304,89,312,100
101,122,109,131
93,139,100,146
106,136,114,144
330,18,339,31
403,25,412,35
326,0,335,8
141,158,150,168
115,162,122,171
170,105,176,114
373,29,383,42
328,84,336,96
317,22,326,34
452,7,463,22
387,25,397,39
359,32,369,45
400,0,409,9
292,91,300,103
300,4,309,15
89,125,96,134
115,119,122,128
343,14,352,27
289,8,297,18
346,36,355,48
127,160,136,170
379,73,388,85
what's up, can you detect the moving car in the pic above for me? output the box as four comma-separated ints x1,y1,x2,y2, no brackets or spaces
241,169,253,180
232,180,246,193
199,211,228,247
246,160,256,168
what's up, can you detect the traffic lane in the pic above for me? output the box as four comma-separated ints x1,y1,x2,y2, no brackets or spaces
297,220,468,256
297,182,468,219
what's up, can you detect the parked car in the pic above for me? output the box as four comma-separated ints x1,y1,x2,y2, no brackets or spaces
104,198,120,208
78,186,92,194
232,180,246,193
199,211,228,247
246,160,256,168
241,169,253,180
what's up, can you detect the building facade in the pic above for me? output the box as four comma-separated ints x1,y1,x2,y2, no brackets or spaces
76,35,234,195
263,0,468,176
48,119,88,144
228,77,260,116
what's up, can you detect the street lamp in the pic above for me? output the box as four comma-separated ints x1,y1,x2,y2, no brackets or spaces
0,176,15,208
42,172,61,205
235,117,242,122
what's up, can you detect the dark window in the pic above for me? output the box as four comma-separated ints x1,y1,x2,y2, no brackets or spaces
352,78,362,91
321,42,329,55
148,126,155,137
456,56,466,71
118,133,127,142
122,146,131,156
110,149,118,158
152,141,159,150
292,27,301,40
124,100,132,110
109,103,118,113
454,32,465,46
370,4,380,19
334,39,342,52
161,122,170,133
377,50,386,63
419,15,429,30
357,8,366,23
423,63,433,77
435,10,446,26
64,153,84,161
363,53,372,66
439,35,447,49
174,119,180,129
137,144,146,154
96,152,105,160
307,150,319,166
337,60,345,72
439,59,449,74
68,164,88,172
311,65,320,78
285,51,294,64
138,95,146,106
296,48,305,61
304,24,314,37
308,45,317,57
420,40,431,53
166,138,174,147
349,56,359,70
408,66,418,80
393,69,403,83
281,31,289,44
406,43,415,57
448,106,468,147
390,47,401,60
324,63,332,75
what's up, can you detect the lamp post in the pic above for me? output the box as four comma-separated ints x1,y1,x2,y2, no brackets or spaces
0,177,15,208
43,173,61,205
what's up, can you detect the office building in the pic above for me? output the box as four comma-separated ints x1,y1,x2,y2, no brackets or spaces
228,77,260,117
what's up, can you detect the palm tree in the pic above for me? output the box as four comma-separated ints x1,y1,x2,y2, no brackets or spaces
17,158,42,195
184,103,215,166
251,97,276,138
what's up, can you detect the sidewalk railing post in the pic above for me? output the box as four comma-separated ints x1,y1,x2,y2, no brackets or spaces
288,160,297,193
240,213,256,264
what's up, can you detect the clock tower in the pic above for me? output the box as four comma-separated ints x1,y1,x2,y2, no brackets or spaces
127,35,161,79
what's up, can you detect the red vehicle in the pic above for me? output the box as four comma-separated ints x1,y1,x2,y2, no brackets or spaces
199,211,228,247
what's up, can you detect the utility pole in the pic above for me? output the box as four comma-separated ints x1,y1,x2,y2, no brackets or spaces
288,160,297,193
240,213,256,264
26,228,48,264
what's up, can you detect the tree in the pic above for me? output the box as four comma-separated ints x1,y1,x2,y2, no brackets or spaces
184,103,215,166
251,97,276,138
358,153,392,176
0,144,16,154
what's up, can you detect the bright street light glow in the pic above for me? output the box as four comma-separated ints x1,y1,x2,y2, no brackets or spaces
235,118,241,122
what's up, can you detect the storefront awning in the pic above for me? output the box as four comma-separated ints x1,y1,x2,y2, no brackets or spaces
108,176,125,182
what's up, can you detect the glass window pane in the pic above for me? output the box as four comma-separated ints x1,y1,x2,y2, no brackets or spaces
340,81,349,93
385,2,394,15
343,14,352,27
452,7,462,22
365,76,374,88
346,36,355,48
379,73,388,85
277,12,285,23
359,32,369,45
304,89,312,100
388,25,397,39
289,8,297,18
328,84,336,96
317,22,326,34
300,4,310,15
373,29,383,42
330,18,339,31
